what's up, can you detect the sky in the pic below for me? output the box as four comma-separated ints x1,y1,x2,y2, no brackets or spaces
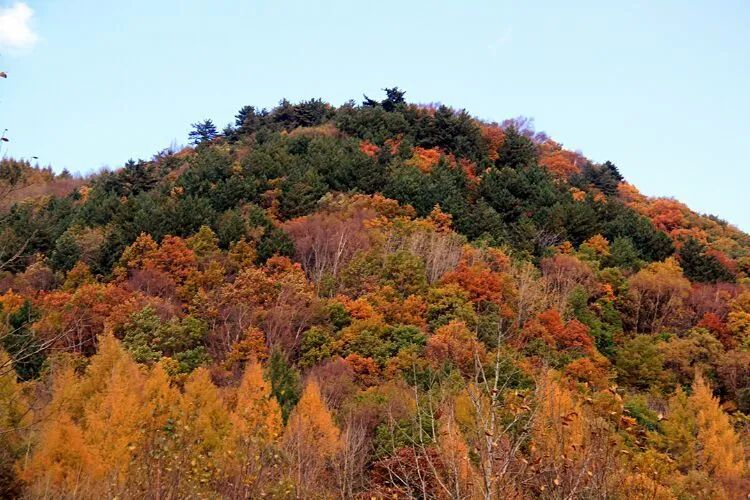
1,1,749,230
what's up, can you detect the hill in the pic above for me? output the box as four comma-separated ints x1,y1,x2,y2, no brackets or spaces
0,89,748,498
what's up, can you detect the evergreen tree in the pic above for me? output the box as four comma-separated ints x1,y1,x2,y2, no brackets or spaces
120,159,160,196
575,160,623,196
678,237,734,283
362,87,406,111
608,236,641,270
495,126,537,168
381,87,406,111
602,160,624,182
1,301,44,381
265,349,301,422
50,229,82,272
234,105,262,134
188,119,219,145
603,204,674,262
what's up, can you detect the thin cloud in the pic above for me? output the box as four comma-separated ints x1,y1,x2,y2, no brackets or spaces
488,27,513,55
0,2,39,53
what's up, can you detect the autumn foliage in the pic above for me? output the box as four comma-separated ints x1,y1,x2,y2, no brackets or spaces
0,90,748,498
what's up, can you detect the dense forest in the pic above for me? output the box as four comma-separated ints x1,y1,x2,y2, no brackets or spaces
1,88,749,498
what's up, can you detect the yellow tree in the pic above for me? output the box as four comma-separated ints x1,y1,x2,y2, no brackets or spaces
21,413,103,497
21,362,102,497
529,370,622,496
579,234,611,261
186,225,220,263
124,360,183,498
283,379,340,496
627,257,690,333
0,349,29,438
115,232,158,278
62,261,95,291
690,373,746,492
178,367,231,493
224,360,283,496
230,360,282,445
436,411,475,499
81,335,146,492
532,370,585,467
0,348,31,497
727,291,750,346
661,387,697,472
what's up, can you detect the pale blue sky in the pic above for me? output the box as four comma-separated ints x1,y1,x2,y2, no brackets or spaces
1,1,749,230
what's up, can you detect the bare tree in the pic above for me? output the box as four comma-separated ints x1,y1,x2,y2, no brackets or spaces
331,414,370,499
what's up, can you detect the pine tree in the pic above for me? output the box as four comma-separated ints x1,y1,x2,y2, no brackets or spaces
1,300,44,380
495,126,537,169
189,119,219,145
266,349,301,422
608,236,641,270
678,237,734,283
576,161,623,195
234,105,263,135
602,160,624,182
381,87,406,112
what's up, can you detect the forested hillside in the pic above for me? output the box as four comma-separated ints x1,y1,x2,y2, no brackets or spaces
1,89,749,498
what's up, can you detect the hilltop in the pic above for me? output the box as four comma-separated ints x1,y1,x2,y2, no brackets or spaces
0,89,748,498
2,88,748,278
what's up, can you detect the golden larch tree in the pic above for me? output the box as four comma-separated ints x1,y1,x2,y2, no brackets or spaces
81,335,146,490
21,413,104,497
224,360,283,496
123,360,183,497
690,373,746,488
283,378,340,496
